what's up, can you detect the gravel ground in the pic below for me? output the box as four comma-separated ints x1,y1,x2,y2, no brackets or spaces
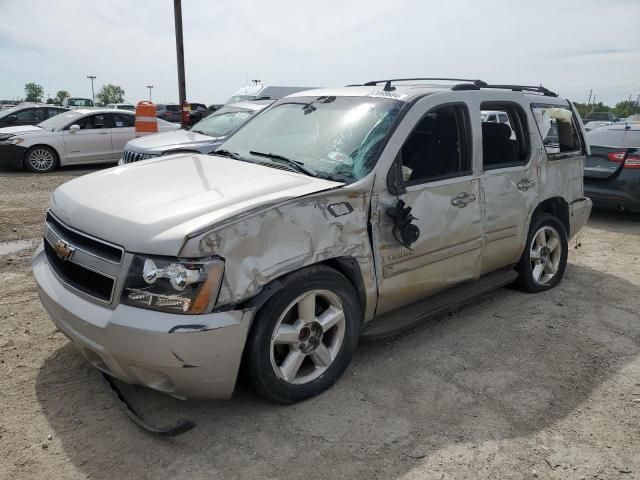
1,166,639,480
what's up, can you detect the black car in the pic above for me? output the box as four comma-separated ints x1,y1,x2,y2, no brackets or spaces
0,104,68,128
584,124,640,213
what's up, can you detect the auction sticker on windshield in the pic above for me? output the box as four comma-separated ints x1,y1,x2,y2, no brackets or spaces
367,91,408,100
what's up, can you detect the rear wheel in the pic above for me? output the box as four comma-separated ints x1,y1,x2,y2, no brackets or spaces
245,265,361,403
515,213,568,292
24,146,57,173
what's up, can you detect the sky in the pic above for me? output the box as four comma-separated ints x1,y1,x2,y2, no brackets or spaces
1,0,639,106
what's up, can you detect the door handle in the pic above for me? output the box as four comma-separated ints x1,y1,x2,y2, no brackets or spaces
451,192,476,207
517,179,536,191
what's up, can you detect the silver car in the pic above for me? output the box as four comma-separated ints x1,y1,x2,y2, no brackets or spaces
0,109,179,172
119,100,274,164
33,79,592,403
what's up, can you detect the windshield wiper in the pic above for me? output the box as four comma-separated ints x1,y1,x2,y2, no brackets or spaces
213,149,241,159
249,150,317,177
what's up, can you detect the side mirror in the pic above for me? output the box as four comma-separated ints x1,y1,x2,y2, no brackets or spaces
6,115,17,124
69,124,80,133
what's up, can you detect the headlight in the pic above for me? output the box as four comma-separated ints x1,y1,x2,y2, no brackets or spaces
2,137,24,145
122,255,224,314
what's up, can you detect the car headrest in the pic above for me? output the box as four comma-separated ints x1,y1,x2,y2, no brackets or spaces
482,121,511,141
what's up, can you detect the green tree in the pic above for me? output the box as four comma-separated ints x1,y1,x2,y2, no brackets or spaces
45,98,55,104
96,84,125,106
24,82,44,102
55,90,70,105
612,100,639,119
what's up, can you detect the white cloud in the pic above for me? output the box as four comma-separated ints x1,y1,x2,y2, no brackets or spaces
0,0,638,105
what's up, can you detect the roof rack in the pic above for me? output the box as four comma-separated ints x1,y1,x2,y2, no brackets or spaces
360,78,487,92
452,82,558,97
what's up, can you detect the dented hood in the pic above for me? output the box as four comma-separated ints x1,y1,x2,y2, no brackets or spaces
50,153,342,255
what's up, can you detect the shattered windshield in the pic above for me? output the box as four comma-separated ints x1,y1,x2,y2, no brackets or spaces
218,96,404,182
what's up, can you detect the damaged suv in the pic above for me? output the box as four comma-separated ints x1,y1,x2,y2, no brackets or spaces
33,79,592,403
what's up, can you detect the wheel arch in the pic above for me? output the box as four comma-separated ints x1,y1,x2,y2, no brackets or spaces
23,143,62,165
531,196,570,235
237,256,367,317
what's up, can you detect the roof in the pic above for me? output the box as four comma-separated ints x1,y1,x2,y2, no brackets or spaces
286,79,569,104
72,108,134,115
226,99,275,111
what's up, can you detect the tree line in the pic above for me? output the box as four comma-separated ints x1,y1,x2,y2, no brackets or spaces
19,82,126,106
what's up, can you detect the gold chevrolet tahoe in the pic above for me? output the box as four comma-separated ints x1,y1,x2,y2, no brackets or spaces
33,78,592,404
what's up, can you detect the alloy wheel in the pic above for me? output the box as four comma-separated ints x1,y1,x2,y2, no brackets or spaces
270,289,346,385
28,148,55,171
530,225,562,285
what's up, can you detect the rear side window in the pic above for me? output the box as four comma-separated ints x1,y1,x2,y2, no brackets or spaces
166,105,180,112
481,103,530,169
400,104,471,184
110,113,135,128
532,104,582,157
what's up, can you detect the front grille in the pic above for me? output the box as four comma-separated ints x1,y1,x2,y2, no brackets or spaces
122,149,157,164
46,212,123,263
44,240,115,302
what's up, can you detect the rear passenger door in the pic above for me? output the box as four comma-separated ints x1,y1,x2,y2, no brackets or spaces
479,101,538,273
108,113,136,159
372,98,484,315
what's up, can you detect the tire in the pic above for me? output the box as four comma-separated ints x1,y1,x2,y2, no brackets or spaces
24,146,58,173
515,213,568,292
245,265,361,404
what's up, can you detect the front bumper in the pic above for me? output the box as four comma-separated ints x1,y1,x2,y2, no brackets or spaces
569,197,592,239
32,245,254,399
0,143,27,168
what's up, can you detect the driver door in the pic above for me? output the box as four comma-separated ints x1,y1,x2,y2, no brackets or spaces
371,95,483,315
62,113,113,163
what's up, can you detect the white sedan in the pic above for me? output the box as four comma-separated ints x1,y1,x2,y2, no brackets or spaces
0,109,179,173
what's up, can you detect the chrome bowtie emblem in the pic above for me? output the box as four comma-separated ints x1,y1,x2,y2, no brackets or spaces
53,240,75,261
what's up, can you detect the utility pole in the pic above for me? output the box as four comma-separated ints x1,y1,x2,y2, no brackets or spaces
587,89,592,105
87,75,96,102
173,0,187,128
146,85,154,101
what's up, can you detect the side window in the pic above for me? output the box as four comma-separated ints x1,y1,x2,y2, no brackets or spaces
532,104,581,156
68,114,107,130
400,104,471,184
110,113,135,128
47,108,63,118
481,102,530,169
33,108,47,122
14,108,37,122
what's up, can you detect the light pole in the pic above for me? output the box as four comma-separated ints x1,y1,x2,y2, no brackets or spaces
173,0,187,128
87,75,96,102
146,85,154,101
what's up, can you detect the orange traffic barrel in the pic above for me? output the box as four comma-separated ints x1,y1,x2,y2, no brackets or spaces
135,101,158,137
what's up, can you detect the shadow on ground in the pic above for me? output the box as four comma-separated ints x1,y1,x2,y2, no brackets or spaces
35,263,640,479
587,207,640,234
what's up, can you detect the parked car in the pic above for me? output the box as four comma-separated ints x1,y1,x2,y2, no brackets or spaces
584,120,614,131
207,104,224,113
62,97,95,109
119,99,274,164
584,123,640,212
0,104,68,128
225,83,318,104
583,111,616,123
187,103,210,125
0,108,179,172
155,104,181,123
32,79,591,404
106,103,135,111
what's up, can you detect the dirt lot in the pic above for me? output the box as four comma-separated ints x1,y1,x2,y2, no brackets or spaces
1,166,639,480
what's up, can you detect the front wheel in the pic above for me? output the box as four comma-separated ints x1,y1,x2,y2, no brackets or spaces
515,213,568,292
245,265,361,404
24,146,58,173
